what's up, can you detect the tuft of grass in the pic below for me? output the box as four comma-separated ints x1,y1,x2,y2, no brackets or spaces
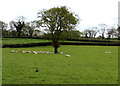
2,45,118,84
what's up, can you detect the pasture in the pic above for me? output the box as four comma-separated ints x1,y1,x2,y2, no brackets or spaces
2,38,50,45
2,45,118,84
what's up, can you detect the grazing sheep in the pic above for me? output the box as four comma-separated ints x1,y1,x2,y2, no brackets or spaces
105,52,108,53
27,51,32,53
11,50,15,53
60,52,64,54
32,51,37,54
65,54,70,57
46,52,50,54
21,51,26,53
11,50,18,53
105,51,111,54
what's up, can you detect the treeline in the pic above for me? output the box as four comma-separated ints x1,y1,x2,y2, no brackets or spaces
0,16,120,40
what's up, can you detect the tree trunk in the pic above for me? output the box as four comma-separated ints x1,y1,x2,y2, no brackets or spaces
54,47,58,54
102,34,104,39
17,31,21,37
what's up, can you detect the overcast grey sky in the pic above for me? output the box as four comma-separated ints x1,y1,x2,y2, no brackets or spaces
0,0,119,31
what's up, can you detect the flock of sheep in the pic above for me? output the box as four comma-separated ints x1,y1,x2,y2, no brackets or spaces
105,51,111,54
11,50,71,57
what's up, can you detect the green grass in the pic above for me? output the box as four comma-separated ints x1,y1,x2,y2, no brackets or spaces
2,38,50,44
2,45,118,84
2,38,119,45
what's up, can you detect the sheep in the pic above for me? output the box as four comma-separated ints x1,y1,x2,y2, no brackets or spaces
65,54,70,57
27,51,32,53
32,51,37,54
105,52,108,53
11,50,15,53
35,51,39,53
105,51,111,54
11,50,18,53
45,52,50,54
60,52,64,54
21,51,26,53
20,50,58,55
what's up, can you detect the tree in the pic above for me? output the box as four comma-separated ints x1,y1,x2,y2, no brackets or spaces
23,21,36,37
98,24,108,39
91,27,98,38
83,29,89,38
11,16,25,37
107,28,117,39
0,21,8,37
9,21,17,37
69,29,82,39
37,6,79,53
33,29,41,37
118,26,120,40
0,21,7,30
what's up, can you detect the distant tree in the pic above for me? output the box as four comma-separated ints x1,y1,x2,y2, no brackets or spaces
23,21,36,37
0,21,7,30
9,21,17,37
69,29,82,39
91,27,98,38
33,29,41,37
37,6,79,53
98,24,108,39
83,27,98,38
0,21,8,37
11,16,25,37
118,26,120,40
107,28,117,39
83,29,89,38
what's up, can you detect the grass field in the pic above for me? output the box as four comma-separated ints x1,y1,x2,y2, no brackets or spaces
2,38,119,45
2,38,50,44
2,45,118,84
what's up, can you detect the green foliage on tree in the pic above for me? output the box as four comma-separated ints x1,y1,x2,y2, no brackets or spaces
11,16,25,37
37,6,79,53
23,21,36,37
0,21,8,37
118,26,120,40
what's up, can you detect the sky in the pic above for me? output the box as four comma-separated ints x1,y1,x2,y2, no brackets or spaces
0,0,119,31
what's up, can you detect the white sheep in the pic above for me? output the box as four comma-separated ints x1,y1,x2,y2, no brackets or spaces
21,51,26,53
27,51,32,53
46,52,51,54
11,50,15,53
65,54,70,57
105,52,108,53
60,52,64,54
32,51,37,54
11,50,18,53
105,51,111,54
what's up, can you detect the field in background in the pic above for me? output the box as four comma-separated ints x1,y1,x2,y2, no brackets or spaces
2,38,119,46
2,45,118,84
2,38,50,45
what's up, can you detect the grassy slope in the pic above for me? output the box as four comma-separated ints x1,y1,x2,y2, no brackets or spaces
2,45,118,84
2,38,119,45
2,38,50,44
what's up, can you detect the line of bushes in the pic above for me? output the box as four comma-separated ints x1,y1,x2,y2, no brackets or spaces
2,41,120,48
61,42,120,46
3,37,119,42
2,42,52,48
